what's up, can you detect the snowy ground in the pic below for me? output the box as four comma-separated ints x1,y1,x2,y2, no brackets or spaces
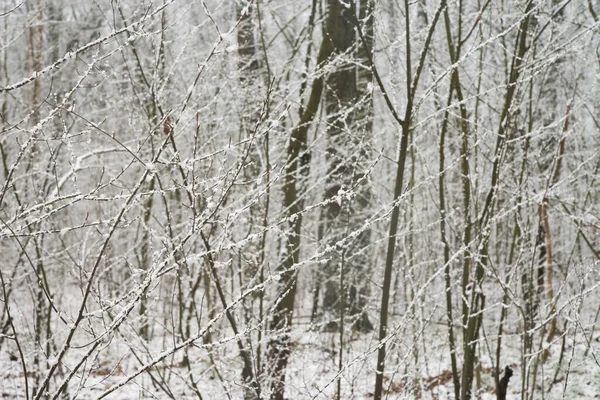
2,315,600,399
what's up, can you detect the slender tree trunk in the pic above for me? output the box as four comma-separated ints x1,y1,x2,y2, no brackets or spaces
28,2,46,396
266,10,335,398
462,3,534,399
350,0,375,332
438,61,462,400
236,3,264,397
138,177,155,341
373,1,445,397
201,232,261,399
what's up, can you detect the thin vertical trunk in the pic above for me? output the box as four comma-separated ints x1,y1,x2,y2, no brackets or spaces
438,65,461,400
540,104,570,362
201,232,261,399
28,2,45,397
352,0,375,332
520,48,537,398
237,4,263,397
497,78,532,400
372,1,445,398
441,3,476,396
463,3,534,399
533,3,567,367
237,0,262,177
266,15,335,399
138,177,155,341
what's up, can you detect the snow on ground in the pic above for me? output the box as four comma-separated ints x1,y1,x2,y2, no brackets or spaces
2,315,599,399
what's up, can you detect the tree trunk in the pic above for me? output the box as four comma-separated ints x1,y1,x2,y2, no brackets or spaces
320,0,374,333
266,8,336,398
237,3,264,397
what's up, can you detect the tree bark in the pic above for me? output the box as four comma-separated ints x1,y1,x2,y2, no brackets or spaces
320,0,374,333
266,8,335,398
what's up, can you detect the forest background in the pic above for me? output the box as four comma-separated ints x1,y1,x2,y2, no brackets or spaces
1,0,600,399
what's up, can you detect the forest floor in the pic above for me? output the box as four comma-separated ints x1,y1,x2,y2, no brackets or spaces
2,316,599,399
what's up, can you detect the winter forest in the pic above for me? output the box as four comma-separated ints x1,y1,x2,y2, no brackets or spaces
1,0,600,398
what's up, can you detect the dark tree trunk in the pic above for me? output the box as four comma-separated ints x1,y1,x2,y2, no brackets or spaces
266,10,335,398
320,0,374,333
497,366,513,400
